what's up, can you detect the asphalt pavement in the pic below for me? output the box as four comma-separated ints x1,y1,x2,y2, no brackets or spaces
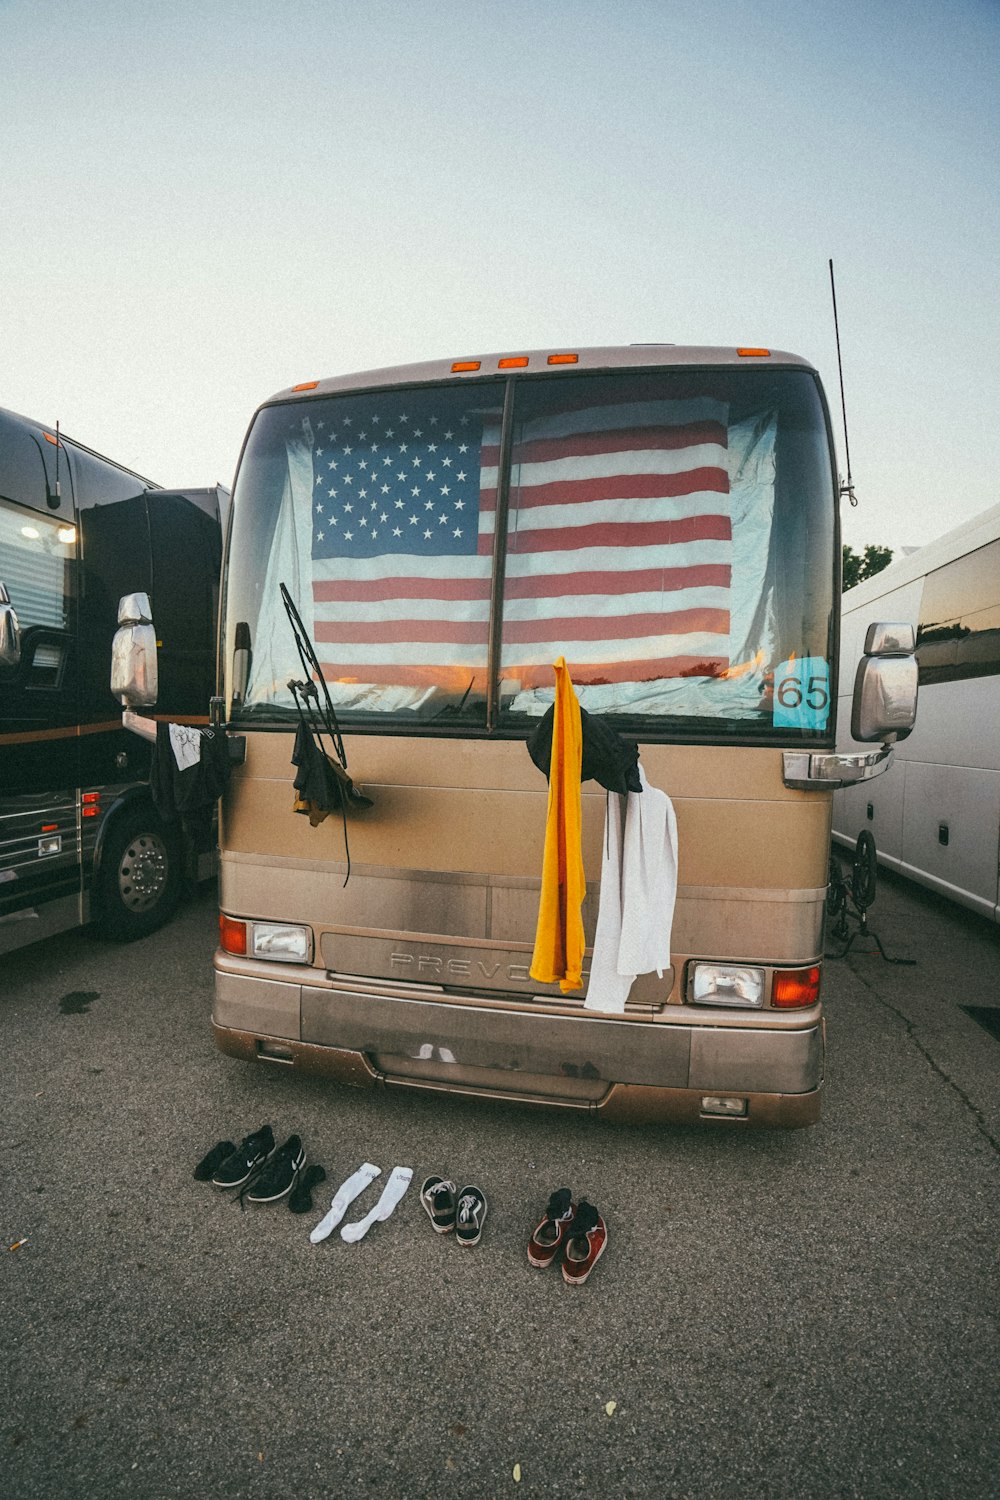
2,871,999,1499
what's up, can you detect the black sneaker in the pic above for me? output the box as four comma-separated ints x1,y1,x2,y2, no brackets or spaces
244,1135,306,1205
211,1125,275,1189
455,1186,487,1246
420,1175,457,1233
194,1140,236,1181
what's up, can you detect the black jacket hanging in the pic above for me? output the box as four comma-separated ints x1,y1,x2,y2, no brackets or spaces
526,704,642,795
150,722,232,852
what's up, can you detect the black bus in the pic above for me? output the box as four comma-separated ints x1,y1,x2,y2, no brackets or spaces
0,404,226,955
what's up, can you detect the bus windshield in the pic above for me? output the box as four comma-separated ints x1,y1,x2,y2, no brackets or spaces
226,365,835,739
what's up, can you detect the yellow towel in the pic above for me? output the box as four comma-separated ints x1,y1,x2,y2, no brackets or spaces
529,657,586,992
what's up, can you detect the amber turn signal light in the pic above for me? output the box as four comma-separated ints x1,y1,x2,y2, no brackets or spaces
219,913,248,955
771,965,821,1008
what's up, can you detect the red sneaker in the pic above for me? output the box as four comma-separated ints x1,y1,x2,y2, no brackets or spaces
527,1187,575,1268
561,1201,607,1285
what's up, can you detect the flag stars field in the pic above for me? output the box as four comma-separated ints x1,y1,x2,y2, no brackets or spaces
303,381,734,692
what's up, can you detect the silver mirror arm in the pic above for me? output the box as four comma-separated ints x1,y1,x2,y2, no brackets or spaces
122,708,157,744
783,742,895,790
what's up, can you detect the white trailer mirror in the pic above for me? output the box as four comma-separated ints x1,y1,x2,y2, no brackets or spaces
110,591,158,706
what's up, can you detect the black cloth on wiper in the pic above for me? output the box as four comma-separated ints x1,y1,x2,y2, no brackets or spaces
526,704,642,795
279,582,373,884
291,719,373,819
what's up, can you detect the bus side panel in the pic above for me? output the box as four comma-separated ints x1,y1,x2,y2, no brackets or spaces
897,673,1000,919
899,758,1000,918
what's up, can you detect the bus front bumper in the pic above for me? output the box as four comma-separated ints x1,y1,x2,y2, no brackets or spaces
212,954,824,1128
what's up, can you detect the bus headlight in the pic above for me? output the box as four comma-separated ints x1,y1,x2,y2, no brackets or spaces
250,922,312,963
689,962,765,1008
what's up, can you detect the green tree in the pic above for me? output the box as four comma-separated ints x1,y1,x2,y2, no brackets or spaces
843,542,893,591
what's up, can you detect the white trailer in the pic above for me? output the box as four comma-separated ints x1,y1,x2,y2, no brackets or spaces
833,503,1000,923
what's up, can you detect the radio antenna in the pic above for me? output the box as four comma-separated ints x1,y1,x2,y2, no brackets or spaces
829,259,857,507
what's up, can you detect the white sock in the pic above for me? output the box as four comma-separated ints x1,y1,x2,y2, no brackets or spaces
309,1162,381,1244
340,1166,413,1242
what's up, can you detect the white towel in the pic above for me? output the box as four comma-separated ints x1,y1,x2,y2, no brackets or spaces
584,766,678,1014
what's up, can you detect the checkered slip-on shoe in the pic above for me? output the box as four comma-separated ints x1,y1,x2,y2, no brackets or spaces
561,1201,607,1286
244,1135,306,1204
211,1125,275,1189
527,1187,575,1268
455,1186,487,1246
420,1176,458,1233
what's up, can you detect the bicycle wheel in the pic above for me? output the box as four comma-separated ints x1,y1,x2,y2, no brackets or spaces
851,830,878,911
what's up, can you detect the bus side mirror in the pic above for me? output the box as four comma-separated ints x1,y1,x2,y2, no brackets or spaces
0,582,20,669
111,591,159,707
851,621,918,743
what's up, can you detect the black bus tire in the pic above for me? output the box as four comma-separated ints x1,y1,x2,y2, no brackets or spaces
94,805,182,942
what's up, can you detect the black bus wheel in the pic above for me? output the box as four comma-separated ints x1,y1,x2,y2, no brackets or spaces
94,806,182,942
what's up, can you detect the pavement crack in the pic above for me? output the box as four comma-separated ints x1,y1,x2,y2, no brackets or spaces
847,960,1000,1158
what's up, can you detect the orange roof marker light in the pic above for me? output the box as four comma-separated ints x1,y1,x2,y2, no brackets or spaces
292,381,319,392
736,348,770,358
498,357,529,369
451,360,481,373
43,431,62,445
547,353,579,365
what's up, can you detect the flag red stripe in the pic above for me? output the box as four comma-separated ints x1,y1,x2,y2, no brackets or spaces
481,419,728,469
480,466,728,512
502,607,729,644
504,656,730,689
505,514,732,555
313,561,729,605
320,663,488,690
314,576,492,603
316,618,487,646
315,603,728,649
316,656,729,690
503,563,731,599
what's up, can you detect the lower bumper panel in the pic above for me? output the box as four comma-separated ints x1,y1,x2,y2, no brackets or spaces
212,1023,820,1127
213,953,824,1126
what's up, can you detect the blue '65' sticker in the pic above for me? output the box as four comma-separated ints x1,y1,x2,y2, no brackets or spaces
773,656,830,730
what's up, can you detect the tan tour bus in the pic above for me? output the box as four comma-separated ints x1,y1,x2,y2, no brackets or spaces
120,347,919,1126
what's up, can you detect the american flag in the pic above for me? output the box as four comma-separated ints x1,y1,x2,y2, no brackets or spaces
498,391,732,689
308,390,496,691
307,385,731,693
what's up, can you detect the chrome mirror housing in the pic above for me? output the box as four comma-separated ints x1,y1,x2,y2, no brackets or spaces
863,621,915,656
783,619,919,788
851,651,918,744
110,591,159,707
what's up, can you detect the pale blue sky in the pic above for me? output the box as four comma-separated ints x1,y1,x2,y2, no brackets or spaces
2,0,997,552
